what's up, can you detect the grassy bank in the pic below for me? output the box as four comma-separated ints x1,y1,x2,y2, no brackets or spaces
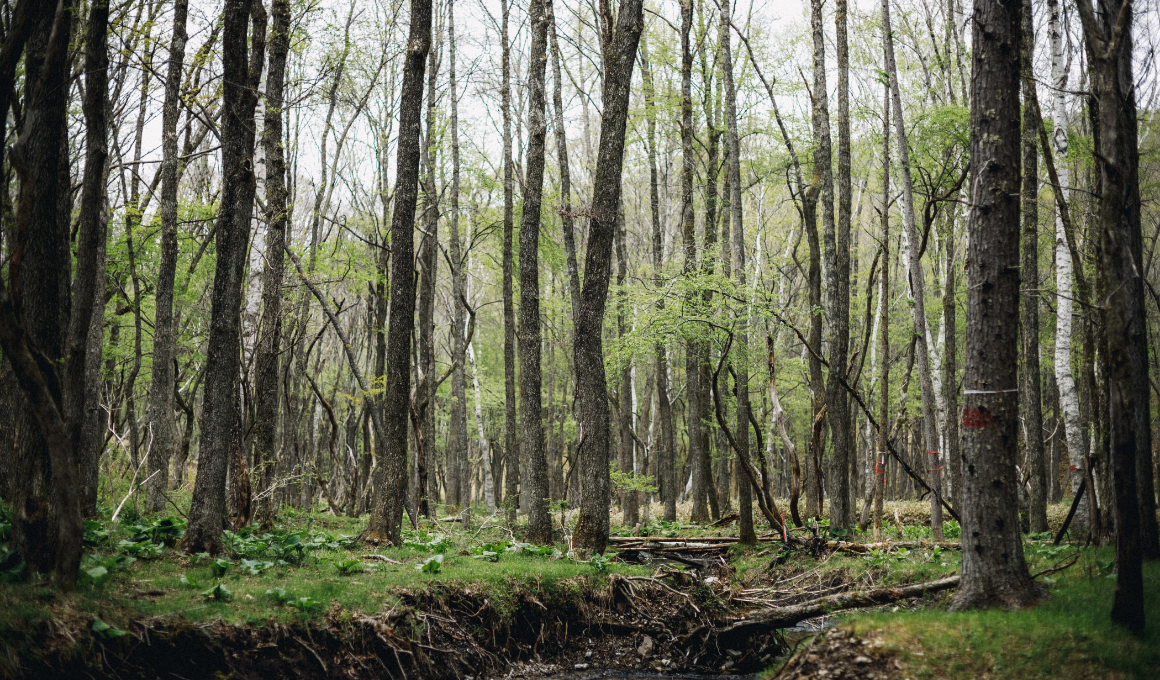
768,548,1160,680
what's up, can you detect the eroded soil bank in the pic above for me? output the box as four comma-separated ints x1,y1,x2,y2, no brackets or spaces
8,567,787,679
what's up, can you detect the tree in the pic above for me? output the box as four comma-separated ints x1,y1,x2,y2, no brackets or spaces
364,0,433,546
501,0,520,524
254,0,291,529
949,0,1040,611
639,35,676,524
882,0,943,540
520,0,552,544
146,0,189,513
448,0,470,522
182,0,266,555
1075,0,1152,631
1019,0,1047,534
69,0,111,519
572,0,645,554
3,0,83,589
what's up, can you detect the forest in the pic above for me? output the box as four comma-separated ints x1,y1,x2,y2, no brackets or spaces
0,0,1159,675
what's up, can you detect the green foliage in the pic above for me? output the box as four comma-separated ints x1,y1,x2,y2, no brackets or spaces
402,531,450,553
609,461,658,495
79,554,136,590
126,516,186,547
83,520,111,546
942,520,961,539
335,559,364,576
211,559,232,578
117,539,165,559
203,583,232,601
287,596,324,615
265,587,290,605
91,616,128,640
416,554,443,573
239,559,274,576
589,554,609,573
0,548,27,584
179,574,200,588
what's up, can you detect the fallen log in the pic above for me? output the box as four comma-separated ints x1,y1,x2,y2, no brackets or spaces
721,575,961,632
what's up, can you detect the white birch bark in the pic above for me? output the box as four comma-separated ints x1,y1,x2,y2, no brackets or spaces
1048,0,1087,531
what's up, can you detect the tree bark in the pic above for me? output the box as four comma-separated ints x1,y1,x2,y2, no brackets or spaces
4,0,82,588
950,0,1039,610
678,0,704,527
71,0,110,520
1020,1,1047,534
1045,0,1088,535
183,0,266,555
254,0,290,529
146,0,189,513
719,0,753,544
498,0,520,523
1075,0,1150,629
572,0,645,554
417,28,440,518
639,36,675,524
521,0,552,544
363,0,431,546
882,0,943,540
875,80,890,541
824,0,853,531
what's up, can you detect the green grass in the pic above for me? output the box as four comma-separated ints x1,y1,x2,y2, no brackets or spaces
834,548,1160,680
0,505,655,642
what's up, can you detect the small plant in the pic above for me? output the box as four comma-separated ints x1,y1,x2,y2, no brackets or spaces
179,573,200,588
417,554,444,573
862,548,888,568
473,551,500,562
239,558,274,576
335,558,365,575
266,587,290,605
894,547,911,562
79,554,136,590
589,554,609,573
202,583,232,601
288,596,323,614
211,558,233,578
83,520,111,546
91,616,128,640
943,520,961,539
117,539,165,559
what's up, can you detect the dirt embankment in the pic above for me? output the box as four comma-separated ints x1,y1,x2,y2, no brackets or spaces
8,567,786,679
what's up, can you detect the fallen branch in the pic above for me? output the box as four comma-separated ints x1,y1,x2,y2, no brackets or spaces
721,575,960,631
362,554,403,565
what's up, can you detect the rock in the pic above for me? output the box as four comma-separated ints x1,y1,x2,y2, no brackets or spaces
574,663,589,670
854,656,872,664
637,635,654,658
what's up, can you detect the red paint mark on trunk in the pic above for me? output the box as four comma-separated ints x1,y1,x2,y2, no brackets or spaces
962,407,994,428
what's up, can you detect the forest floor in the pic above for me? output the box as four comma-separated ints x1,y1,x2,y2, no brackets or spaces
1,497,1157,679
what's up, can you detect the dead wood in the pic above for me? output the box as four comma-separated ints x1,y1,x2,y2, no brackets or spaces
721,575,960,631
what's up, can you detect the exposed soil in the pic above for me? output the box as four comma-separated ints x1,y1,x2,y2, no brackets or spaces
7,564,786,679
769,626,900,680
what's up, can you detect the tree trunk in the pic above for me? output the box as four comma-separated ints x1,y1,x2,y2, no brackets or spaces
521,0,551,544
500,0,520,523
615,211,637,528
1020,1,1047,534
950,0,1039,610
363,0,430,546
547,1,579,333
448,0,472,524
183,0,266,555
145,0,189,514
254,0,290,529
71,0,110,520
678,0,704,527
639,36,676,524
1046,0,1088,535
572,0,645,554
4,0,82,588
882,0,943,540
418,29,440,519
822,0,853,531
718,0,753,544
1075,0,1149,629
875,80,890,542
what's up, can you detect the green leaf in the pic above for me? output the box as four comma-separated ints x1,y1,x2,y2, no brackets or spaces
92,616,128,639
417,554,444,573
